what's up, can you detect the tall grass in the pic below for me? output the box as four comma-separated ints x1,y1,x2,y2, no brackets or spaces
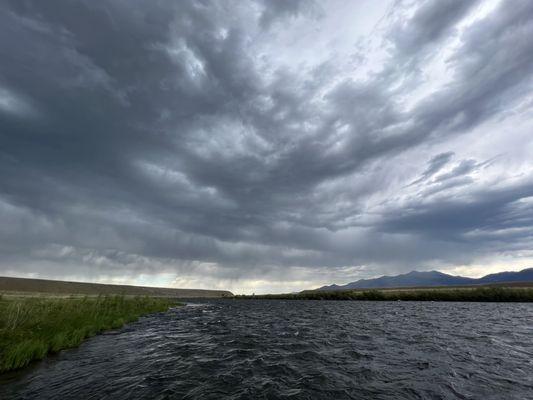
0,295,178,373
237,287,533,302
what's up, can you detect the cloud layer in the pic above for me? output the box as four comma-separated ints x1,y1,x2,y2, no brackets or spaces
1,0,532,293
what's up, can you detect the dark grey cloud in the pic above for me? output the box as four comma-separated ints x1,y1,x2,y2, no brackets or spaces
1,0,533,291
258,0,322,29
409,151,455,185
389,0,481,58
433,159,477,182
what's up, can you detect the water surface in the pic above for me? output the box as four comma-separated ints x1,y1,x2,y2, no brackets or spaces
1,300,532,399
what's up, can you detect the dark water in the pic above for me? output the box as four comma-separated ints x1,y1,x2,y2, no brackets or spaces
1,301,532,400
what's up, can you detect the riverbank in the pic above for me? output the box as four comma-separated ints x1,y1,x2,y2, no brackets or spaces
237,286,533,302
0,295,180,373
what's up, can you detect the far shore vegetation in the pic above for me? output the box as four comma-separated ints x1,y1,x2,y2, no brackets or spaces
237,286,533,302
0,295,180,373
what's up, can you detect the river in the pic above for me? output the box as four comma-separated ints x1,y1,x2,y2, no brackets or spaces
1,300,532,399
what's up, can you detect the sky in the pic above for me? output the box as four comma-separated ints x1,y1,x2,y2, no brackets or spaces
1,0,533,294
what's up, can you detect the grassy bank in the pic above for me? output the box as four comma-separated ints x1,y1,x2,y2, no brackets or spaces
237,287,533,302
0,295,179,373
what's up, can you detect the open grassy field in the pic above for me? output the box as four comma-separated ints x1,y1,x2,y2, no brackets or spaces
0,295,179,373
0,276,233,298
238,286,533,302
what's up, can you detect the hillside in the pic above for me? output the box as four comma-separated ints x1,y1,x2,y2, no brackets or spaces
0,276,233,298
317,268,533,291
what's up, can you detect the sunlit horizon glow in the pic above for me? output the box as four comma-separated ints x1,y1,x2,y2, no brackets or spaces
1,0,533,294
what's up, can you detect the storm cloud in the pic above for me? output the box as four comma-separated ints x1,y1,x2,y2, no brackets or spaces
1,0,532,293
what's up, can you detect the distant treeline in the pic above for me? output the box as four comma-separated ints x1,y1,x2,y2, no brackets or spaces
236,287,533,302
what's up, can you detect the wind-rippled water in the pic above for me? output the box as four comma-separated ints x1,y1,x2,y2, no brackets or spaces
1,300,532,399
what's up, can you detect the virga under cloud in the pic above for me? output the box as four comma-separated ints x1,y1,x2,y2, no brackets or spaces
1,0,532,293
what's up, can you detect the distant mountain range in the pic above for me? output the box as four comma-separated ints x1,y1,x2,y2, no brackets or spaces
316,268,533,291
